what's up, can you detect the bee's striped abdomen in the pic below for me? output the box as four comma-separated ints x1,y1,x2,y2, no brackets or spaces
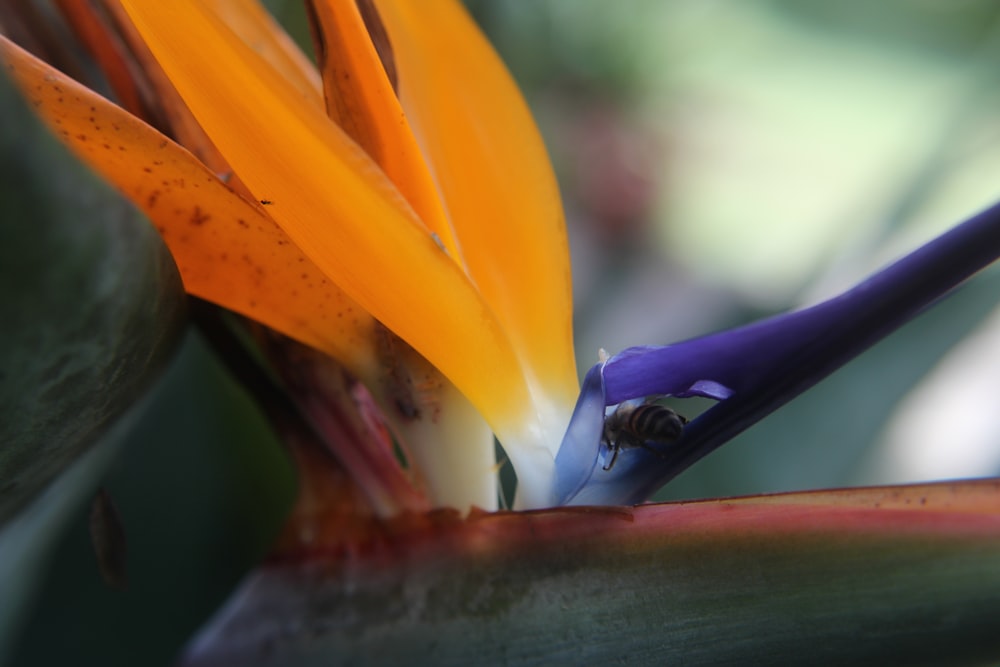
628,404,684,443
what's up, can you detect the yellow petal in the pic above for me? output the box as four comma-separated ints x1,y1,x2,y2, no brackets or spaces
373,0,579,412
1,35,377,377
308,0,460,260
119,1,534,438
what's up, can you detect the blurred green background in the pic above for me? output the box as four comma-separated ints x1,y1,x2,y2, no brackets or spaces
462,0,1000,501
7,1,1000,664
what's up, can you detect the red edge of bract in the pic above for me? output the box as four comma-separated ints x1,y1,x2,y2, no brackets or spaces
268,480,1000,567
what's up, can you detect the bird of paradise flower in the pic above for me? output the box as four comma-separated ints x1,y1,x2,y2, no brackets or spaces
3,0,580,512
5,0,1000,664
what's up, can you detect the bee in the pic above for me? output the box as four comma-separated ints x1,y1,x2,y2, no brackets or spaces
602,398,687,471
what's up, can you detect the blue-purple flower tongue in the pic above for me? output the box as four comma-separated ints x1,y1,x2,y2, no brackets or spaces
557,200,1000,506
553,364,608,502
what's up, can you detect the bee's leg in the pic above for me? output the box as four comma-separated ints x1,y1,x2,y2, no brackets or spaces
602,443,620,471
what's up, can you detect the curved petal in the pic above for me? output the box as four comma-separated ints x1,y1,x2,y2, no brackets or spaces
307,1,507,511
308,0,460,261
54,1,148,118
373,0,579,418
98,1,237,177
204,0,323,108
106,0,324,174
552,363,605,504
603,200,1000,406
1,35,378,378
118,2,537,453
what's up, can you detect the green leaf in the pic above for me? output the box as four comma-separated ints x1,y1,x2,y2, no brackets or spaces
0,64,185,525
180,481,1000,666
0,66,186,657
10,333,297,667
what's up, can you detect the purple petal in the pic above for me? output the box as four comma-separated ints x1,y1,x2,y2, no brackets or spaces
553,363,606,503
559,200,1000,505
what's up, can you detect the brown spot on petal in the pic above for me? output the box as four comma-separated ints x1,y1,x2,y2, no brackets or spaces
190,206,210,226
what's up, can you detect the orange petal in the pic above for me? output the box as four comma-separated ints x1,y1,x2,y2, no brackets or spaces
307,0,460,260
98,0,238,177
373,0,578,409
95,0,321,180
203,0,323,108
1,35,378,377
119,1,534,435
53,0,149,119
